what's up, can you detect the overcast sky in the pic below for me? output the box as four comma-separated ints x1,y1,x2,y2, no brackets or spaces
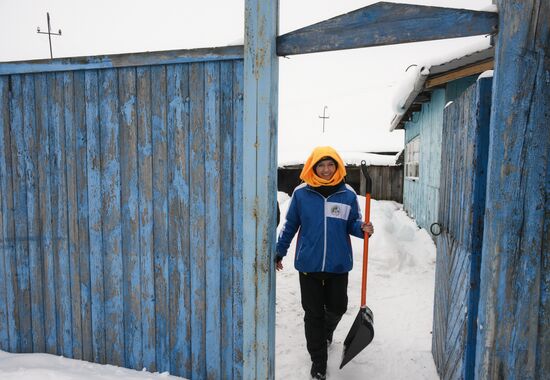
0,0,493,154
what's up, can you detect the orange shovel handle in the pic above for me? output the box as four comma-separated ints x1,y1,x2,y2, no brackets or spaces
361,193,371,308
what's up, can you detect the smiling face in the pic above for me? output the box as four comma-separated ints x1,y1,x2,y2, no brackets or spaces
314,158,337,180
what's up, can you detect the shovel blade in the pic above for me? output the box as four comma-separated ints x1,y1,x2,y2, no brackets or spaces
340,306,374,369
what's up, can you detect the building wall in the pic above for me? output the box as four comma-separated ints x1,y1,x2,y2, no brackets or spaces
403,88,445,232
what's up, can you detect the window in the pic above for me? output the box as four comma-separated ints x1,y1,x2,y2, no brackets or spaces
405,136,420,179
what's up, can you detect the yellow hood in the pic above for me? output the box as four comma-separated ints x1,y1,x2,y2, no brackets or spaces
299,146,346,187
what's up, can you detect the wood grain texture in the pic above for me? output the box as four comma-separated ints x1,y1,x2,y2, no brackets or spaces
277,2,497,56
476,1,550,378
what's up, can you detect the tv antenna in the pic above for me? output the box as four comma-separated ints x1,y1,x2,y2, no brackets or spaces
37,12,62,59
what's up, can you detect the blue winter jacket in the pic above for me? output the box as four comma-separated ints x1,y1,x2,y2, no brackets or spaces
276,182,364,273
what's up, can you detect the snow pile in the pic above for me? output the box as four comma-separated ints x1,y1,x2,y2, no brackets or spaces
0,350,182,380
276,194,437,380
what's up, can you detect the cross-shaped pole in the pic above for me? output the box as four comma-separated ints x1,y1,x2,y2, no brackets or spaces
319,105,329,133
37,12,62,59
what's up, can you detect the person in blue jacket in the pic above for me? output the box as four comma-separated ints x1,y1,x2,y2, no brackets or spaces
276,146,374,380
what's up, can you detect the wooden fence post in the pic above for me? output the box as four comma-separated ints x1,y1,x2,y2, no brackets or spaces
243,1,279,379
475,1,549,378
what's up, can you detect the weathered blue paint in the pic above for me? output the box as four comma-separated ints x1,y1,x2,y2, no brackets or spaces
231,60,244,380
277,2,497,56
243,1,278,379
0,76,18,353
84,69,106,364
476,1,550,378
0,46,244,75
204,61,222,379
135,66,156,372
402,88,445,232
432,78,492,380
0,49,246,378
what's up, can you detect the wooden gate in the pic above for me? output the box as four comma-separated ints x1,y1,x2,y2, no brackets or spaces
432,77,492,379
0,47,244,379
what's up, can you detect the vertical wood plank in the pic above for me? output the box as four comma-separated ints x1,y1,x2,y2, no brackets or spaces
98,68,124,367
0,75,18,352
151,65,169,373
10,75,32,353
85,70,106,364
166,62,191,377
189,61,206,380
119,67,142,370
35,73,57,354
0,77,8,350
73,70,93,362
49,72,72,357
63,71,83,359
204,61,221,379
244,1,279,377
22,74,45,353
476,1,550,378
232,59,244,380
219,60,234,378
73,71,93,361
136,66,156,372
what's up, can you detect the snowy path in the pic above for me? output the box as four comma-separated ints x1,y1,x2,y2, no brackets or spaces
276,194,439,380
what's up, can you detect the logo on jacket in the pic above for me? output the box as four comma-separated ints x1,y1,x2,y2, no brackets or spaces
330,205,341,216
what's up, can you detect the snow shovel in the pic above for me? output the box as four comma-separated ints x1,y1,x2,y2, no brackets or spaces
340,161,374,369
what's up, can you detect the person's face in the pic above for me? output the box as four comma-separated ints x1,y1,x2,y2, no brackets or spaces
315,159,337,180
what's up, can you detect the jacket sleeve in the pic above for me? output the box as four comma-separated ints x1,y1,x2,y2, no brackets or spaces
347,195,364,239
276,193,301,257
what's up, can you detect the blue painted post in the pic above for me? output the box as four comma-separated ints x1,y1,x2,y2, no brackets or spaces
475,0,549,378
243,1,278,379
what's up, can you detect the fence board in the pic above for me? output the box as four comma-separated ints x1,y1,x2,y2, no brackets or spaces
136,66,156,372
151,64,169,373
84,70,106,364
22,75,45,353
0,77,8,350
119,67,142,370
99,68,124,367
220,60,234,378
10,75,31,353
0,76,18,353
166,63,191,376
63,71,84,360
190,62,206,380
205,61,222,380
74,70,93,362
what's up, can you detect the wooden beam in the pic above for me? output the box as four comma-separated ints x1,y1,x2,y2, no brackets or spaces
277,2,498,56
475,0,550,378
243,1,278,379
0,45,244,75
425,59,494,88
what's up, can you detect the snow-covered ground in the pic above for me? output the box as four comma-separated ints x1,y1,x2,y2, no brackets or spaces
0,195,438,380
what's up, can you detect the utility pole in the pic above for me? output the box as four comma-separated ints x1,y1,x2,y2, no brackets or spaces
318,105,329,133
37,12,62,59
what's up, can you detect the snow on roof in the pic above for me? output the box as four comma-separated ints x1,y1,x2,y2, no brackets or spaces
278,150,398,168
389,36,493,132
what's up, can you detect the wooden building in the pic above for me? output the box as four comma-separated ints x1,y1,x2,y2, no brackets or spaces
390,46,493,233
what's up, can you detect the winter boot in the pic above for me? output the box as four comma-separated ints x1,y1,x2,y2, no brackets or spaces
310,362,327,380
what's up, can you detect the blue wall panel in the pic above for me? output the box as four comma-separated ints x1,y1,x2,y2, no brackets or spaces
0,50,245,379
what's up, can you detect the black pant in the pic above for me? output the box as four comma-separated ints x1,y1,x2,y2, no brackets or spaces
299,272,348,367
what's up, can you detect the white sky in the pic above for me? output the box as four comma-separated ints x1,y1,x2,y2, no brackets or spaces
0,0,493,154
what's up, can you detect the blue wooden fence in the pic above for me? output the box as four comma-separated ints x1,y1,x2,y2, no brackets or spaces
432,77,492,379
0,46,245,379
